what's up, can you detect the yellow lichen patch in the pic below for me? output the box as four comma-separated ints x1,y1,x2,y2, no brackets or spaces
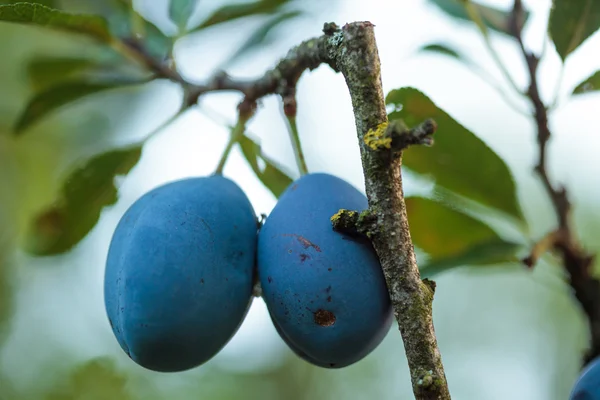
330,209,356,223
364,122,391,150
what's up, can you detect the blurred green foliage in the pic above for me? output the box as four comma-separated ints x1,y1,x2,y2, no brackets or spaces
548,0,600,61
387,87,524,222
24,147,142,255
428,0,529,36
43,358,132,400
405,196,520,278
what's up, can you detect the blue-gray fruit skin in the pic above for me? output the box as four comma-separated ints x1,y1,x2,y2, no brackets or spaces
104,175,257,373
570,356,600,399
257,173,393,368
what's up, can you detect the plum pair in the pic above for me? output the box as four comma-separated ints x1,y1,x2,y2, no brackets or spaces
104,173,392,372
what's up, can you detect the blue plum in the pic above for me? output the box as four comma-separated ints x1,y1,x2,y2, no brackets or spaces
257,173,393,368
571,356,600,399
104,175,257,372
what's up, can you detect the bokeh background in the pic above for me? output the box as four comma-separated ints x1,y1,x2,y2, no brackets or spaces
1,0,599,399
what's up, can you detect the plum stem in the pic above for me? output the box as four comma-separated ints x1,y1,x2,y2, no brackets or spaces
284,115,308,176
215,100,256,175
214,117,247,175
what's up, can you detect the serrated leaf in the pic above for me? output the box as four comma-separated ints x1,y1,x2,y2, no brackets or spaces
573,70,600,95
549,0,600,61
418,43,462,59
24,147,142,256
225,10,302,66
169,0,197,32
405,196,520,277
386,87,524,222
15,78,146,134
0,3,111,42
193,0,288,31
44,357,132,400
0,0,56,6
26,56,96,90
428,0,529,36
239,134,293,198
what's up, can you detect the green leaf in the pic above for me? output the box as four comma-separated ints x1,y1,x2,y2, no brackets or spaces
549,0,600,61
26,56,96,90
418,43,462,60
15,78,146,134
405,196,521,277
193,0,288,31
44,357,132,400
0,0,56,6
239,134,293,198
428,0,529,36
420,240,522,278
573,70,600,95
24,147,142,256
110,1,172,60
0,233,14,344
0,3,111,42
225,10,302,65
259,162,294,198
386,87,524,222
169,0,197,32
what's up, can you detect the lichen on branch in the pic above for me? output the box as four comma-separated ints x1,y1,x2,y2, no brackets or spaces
364,119,437,152
323,22,450,400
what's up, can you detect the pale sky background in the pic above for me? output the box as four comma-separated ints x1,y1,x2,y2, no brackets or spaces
2,0,600,399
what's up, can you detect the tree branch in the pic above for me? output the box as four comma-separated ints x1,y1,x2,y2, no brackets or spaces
326,22,450,399
510,0,599,365
121,21,451,399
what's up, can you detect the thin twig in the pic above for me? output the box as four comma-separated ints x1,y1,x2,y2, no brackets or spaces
510,0,599,365
464,1,524,97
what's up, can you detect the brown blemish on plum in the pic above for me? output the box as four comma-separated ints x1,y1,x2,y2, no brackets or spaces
328,268,332,271
327,296,332,302
291,184,298,191
267,276,273,283
325,285,332,293
300,253,310,262
200,278,205,284
282,234,322,252
314,309,336,326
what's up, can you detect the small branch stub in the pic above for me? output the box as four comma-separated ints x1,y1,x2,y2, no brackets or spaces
364,119,437,153
521,229,564,268
331,209,378,238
